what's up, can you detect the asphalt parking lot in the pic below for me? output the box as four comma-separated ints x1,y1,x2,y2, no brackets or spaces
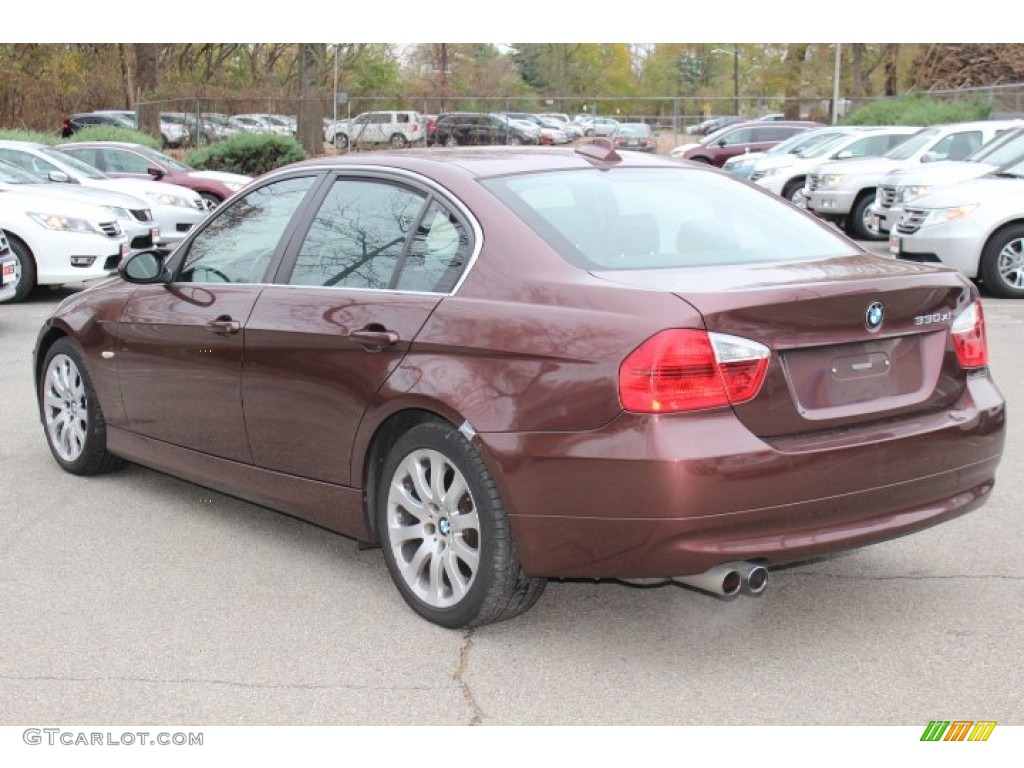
1,261,1022,726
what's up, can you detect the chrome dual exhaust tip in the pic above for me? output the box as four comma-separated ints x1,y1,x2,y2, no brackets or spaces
672,561,768,598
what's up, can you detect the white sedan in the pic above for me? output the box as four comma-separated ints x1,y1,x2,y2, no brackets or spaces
0,189,129,302
0,233,16,303
0,159,158,252
0,141,207,252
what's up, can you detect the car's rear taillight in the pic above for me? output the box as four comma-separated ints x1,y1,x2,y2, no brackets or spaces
951,301,988,368
619,329,770,413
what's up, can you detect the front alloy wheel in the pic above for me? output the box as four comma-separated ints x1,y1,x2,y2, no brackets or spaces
43,353,89,463
40,338,126,475
378,421,545,628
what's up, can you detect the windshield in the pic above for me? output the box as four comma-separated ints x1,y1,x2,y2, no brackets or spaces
37,147,108,179
991,155,1024,179
482,167,853,270
884,128,937,160
146,149,190,171
970,128,1024,165
616,125,651,137
763,130,832,156
796,134,853,158
0,160,44,184
700,124,740,145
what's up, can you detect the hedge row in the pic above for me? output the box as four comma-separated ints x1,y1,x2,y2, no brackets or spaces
842,93,993,126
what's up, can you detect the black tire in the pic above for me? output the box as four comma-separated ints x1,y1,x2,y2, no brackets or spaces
979,224,1024,299
584,129,595,137
3,232,37,303
389,133,408,149
847,192,884,241
39,337,127,476
782,177,807,206
334,133,349,149
507,134,523,146
377,421,546,628
444,135,459,148
689,156,713,164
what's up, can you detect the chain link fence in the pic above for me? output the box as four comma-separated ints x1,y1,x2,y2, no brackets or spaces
137,84,1024,151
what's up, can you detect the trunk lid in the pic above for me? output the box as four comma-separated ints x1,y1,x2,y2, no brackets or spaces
591,255,975,437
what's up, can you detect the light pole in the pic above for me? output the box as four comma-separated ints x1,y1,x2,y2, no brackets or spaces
832,43,842,125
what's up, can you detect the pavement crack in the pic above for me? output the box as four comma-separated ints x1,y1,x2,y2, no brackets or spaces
0,673,435,692
454,628,483,725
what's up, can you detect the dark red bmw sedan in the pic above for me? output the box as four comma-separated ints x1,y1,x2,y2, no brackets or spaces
34,141,1005,628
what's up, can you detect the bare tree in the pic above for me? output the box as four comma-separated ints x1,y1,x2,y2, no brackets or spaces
297,43,326,155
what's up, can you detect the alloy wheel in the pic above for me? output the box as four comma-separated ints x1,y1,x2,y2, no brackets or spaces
385,448,480,609
43,354,89,462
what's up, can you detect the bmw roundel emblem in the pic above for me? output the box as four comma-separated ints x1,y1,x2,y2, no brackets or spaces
865,301,885,332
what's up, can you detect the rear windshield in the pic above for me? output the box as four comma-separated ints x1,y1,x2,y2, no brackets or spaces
481,167,853,270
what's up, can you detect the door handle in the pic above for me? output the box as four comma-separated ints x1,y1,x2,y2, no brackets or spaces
349,328,399,351
205,317,240,334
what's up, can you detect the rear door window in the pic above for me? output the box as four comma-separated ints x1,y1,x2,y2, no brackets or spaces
286,178,425,289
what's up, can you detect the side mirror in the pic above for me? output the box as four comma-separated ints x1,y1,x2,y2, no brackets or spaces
717,139,728,147
834,150,854,159
119,250,171,284
147,166,166,181
921,152,940,163
48,171,73,184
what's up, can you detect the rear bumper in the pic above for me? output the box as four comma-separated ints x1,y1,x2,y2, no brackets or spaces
480,375,1005,578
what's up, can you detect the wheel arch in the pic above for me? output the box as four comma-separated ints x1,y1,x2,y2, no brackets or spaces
981,217,1024,255
34,324,70,400
978,218,1024,289
852,187,877,209
360,407,457,545
3,228,35,265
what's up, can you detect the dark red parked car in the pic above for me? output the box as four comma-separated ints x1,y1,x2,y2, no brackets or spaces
673,120,823,166
54,141,251,207
34,141,1005,628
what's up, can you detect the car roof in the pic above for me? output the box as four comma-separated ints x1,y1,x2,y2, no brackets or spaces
56,141,150,151
0,140,49,150
279,144,685,182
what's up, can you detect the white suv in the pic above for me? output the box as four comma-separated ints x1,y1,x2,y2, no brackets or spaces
752,126,919,205
891,155,1024,298
326,111,424,149
804,120,1022,240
